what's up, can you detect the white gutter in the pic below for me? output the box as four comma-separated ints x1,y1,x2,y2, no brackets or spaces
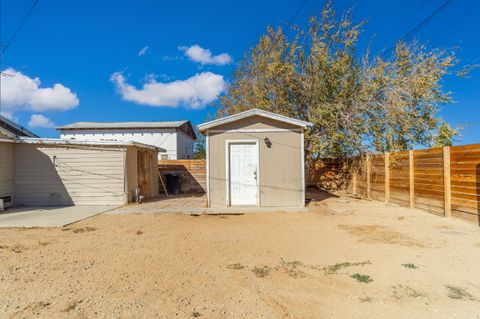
15,137,166,152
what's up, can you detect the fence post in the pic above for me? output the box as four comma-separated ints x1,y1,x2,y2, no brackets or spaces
352,169,357,196
366,154,371,200
384,152,390,203
443,146,452,217
409,150,415,209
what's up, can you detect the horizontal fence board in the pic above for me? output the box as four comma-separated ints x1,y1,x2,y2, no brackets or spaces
312,145,480,225
158,159,206,193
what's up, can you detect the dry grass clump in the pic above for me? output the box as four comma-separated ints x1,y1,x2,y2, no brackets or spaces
227,263,245,270
1,244,27,253
72,227,96,234
279,259,306,278
445,285,476,301
252,266,271,278
62,299,83,312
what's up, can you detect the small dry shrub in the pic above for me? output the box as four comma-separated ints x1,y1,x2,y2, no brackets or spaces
252,266,271,278
62,299,83,312
279,259,306,278
445,285,476,300
350,273,373,283
7,244,27,253
227,263,245,270
320,260,371,275
72,227,96,234
391,284,424,299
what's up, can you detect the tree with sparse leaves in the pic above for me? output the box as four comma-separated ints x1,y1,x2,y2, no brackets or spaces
217,0,466,162
193,135,206,159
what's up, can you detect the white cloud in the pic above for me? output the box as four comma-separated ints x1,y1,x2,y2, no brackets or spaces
28,114,55,128
0,68,79,116
138,46,149,56
111,71,226,109
179,45,233,66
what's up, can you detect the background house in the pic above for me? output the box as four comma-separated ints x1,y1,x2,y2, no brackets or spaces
57,121,196,160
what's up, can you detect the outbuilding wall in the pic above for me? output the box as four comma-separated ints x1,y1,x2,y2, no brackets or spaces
125,147,159,201
60,128,191,160
207,116,303,207
0,141,14,203
14,144,127,206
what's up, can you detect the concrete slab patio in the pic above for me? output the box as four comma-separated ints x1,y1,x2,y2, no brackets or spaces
0,206,117,228
108,193,308,215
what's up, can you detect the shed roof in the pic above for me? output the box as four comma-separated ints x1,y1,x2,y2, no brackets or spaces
57,120,196,140
197,109,313,134
15,137,165,152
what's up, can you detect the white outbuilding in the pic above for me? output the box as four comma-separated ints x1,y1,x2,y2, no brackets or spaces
57,120,197,159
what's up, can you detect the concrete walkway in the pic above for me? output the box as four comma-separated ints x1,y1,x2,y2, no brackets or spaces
107,194,307,215
0,206,117,228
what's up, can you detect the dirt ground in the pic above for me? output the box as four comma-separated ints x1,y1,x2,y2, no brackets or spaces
1,192,480,318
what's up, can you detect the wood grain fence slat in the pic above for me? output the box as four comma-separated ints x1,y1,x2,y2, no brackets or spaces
311,144,480,225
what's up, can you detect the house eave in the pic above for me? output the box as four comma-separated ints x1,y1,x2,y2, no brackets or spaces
197,109,313,134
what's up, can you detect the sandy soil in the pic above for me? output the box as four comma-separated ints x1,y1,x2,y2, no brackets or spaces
1,193,480,318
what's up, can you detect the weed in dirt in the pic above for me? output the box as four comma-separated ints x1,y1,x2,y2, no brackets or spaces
319,261,371,275
62,299,83,312
445,285,476,301
72,227,96,234
136,230,143,235
359,295,372,302
11,301,51,317
397,216,405,220
6,244,27,253
402,263,418,269
279,259,306,278
38,241,50,246
227,263,245,270
192,311,201,317
391,285,424,299
350,273,373,284
252,266,271,278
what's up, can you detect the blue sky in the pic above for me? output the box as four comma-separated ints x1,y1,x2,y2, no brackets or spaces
1,0,479,144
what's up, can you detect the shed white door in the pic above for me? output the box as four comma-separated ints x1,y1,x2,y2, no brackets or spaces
229,142,258,206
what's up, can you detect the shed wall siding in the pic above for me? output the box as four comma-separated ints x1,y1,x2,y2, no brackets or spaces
0,142,14,199
14,145,126,206
212,115,300,131
126,147,138,203
208,127,303,207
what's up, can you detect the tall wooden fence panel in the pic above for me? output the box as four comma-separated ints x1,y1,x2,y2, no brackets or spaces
414,148,444,215
450,144,480,223
370,155,385,201
355,158,368,199
389,151,410,207
311,144,480,226
158,160,206,194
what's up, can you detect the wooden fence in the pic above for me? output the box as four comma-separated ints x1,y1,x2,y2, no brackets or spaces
158,160,206,194
310,144,480,225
